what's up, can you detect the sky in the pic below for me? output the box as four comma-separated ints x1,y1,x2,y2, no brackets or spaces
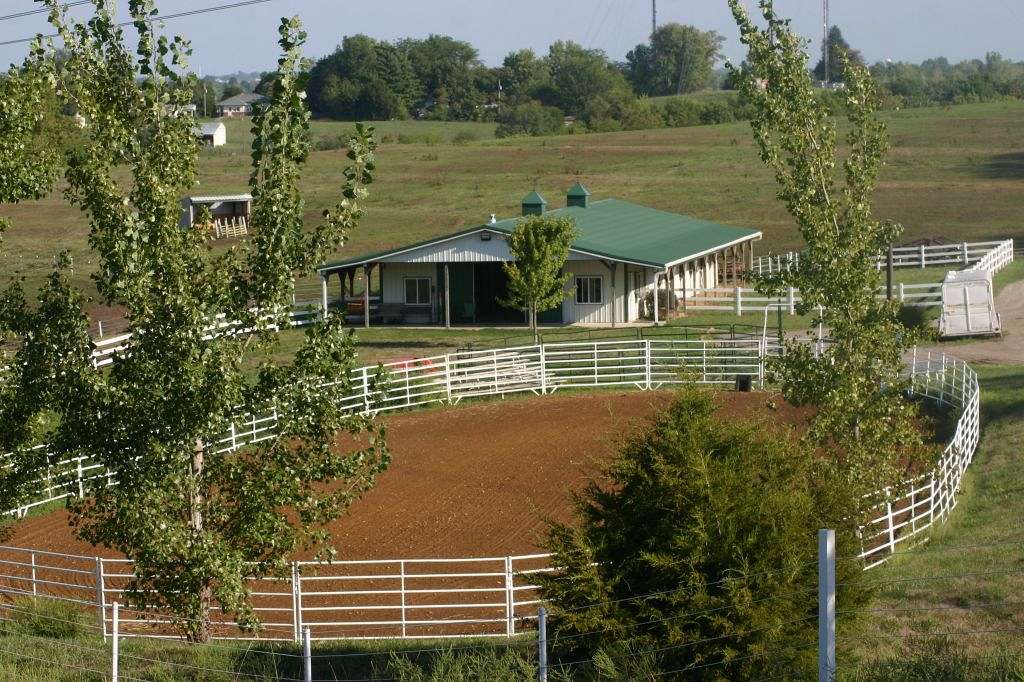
1,0,1022,74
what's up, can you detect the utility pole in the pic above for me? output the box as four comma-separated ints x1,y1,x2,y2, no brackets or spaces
822,0,830,84
651,0,657,39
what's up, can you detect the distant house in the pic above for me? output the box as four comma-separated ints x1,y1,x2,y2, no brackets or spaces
194,122,227,147
180,194,252,239
215,93,268,118
317,183,762,327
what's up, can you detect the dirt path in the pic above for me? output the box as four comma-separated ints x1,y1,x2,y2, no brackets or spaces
6,390,810,560
927,279,1024,365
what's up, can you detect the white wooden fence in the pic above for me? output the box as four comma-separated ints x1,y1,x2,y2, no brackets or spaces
700,238,1014,315
752,239,1014,275
684,282,943,315
0,336,981,642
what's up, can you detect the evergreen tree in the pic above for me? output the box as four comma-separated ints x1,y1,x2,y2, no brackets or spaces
814,25,865,84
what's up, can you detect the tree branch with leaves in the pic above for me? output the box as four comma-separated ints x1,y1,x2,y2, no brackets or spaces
1,0,388,642
726,0,928,491
498,215,578,334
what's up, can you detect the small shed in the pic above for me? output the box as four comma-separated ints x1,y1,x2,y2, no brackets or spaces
180,194,252,239
194,122,226,147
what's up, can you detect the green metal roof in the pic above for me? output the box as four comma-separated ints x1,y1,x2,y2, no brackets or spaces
320,198,761,271
521,190,546,205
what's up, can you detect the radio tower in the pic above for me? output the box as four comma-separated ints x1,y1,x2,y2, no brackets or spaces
822,0,830,83
651,0,657,38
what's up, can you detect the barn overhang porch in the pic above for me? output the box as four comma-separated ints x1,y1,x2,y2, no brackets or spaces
315,185,762,328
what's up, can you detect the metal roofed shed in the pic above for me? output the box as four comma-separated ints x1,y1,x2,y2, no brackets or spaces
180,194,253,239
316,185,761,328
194,122,226,147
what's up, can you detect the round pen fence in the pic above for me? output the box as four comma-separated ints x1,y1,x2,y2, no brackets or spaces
0,336,980,642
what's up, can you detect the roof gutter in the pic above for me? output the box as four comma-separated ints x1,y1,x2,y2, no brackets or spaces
661,232,763,270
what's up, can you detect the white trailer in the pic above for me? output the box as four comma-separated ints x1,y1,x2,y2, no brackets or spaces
939,269,1000,338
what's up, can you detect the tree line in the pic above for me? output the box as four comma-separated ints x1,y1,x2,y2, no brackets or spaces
277,23,1024,139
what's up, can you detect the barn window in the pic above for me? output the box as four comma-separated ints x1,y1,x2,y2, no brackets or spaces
404,277,431,306
576,276,603,304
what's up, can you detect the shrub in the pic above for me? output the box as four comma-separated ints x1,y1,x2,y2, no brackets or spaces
537,387,872,679
495,100,564,138
662,97,704,127
379,646,536,681
312,133,349,151
397,132,443,144
3,597,89,639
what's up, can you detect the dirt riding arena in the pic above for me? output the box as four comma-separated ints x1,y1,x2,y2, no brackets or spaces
1,389,811,640
7,389,809,560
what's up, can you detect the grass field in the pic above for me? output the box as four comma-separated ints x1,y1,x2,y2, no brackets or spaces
2,100,1023,308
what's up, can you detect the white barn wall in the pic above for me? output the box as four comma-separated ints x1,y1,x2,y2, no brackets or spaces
563,260,628,325
381,262,436,304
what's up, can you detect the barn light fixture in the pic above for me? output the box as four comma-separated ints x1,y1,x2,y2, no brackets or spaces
480,232,492,241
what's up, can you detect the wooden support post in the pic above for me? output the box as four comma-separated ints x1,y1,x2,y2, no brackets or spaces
363,264,371,329
652,272,660,325
444,263,451,329
319,274,329,320
681,262,687,313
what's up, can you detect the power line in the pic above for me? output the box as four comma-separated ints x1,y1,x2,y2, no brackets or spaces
0,1,92,22
0,0,281,48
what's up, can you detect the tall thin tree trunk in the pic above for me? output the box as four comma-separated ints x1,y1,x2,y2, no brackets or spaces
190,437,211,643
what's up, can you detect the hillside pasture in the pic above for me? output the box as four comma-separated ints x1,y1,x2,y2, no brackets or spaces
1,101,1022,319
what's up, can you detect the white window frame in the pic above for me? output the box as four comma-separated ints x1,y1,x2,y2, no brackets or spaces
404,277,432,306
575,275,603,305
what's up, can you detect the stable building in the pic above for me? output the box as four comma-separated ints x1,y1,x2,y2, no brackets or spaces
317,184,761,327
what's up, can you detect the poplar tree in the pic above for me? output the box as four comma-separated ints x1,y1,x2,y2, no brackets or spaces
499,215,578,333
0,1,388,641
726,0,926,489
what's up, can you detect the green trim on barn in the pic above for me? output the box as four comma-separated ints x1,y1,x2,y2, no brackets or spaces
319,198,760,271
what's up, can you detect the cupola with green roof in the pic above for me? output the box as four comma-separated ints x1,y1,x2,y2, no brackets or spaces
566,181,591,208
521,190,547,216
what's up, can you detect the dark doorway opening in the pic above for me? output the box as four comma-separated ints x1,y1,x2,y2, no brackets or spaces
473,263,525,323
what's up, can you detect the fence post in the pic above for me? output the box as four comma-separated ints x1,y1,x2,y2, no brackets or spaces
929,474,936,525
539,344,547,395
788,287,796,315
444,354,453,402
303,626,312,682
504,556,515,637
30,552,37,596
95,557,107,641
538,607,548,682
291,561,302,642
818,529,836,682
962,241,969,265
97,320,104,338
400,560,408,638
77,459,85,498
899,283,905,303
886,496,896,553
361,366,370,414
645,340,652,391
112,601,119,682
734,287,742,316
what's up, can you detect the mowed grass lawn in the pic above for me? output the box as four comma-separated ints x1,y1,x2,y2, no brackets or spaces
842,364,1024,677
2,101,1023,303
